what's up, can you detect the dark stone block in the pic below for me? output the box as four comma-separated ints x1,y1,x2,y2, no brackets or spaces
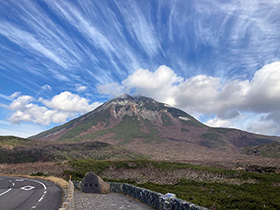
81,172,110,194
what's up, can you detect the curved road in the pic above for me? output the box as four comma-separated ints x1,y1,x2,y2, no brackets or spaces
0,176,62,210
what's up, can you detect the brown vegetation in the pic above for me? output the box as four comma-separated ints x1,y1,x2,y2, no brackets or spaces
101,167,256,185
0,161,72,177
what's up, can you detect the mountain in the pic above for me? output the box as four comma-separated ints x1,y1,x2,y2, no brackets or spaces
30,95,280,164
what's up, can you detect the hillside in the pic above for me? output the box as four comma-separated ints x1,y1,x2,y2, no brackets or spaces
0,136,142,164
30,95,280,165
0,136,34,148
241,142,280,158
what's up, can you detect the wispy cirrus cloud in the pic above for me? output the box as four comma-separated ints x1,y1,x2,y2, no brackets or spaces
1,0,280,137
114,1,161,57
191,0,280,77
0,94,12,101
0,0,118,88
0,22,67,69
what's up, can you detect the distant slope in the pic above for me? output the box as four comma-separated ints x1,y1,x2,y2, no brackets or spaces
241,142,280,158
0,136,33,148
0,135,144,164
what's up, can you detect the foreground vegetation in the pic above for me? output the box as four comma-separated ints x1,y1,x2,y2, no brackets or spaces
1,159,279,209
1,135,279,209
65,159,280,210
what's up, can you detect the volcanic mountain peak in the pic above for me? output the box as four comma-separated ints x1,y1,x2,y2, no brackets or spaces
30,94,280,158
103,94,160,108
30,94,204,141
99,94,170,121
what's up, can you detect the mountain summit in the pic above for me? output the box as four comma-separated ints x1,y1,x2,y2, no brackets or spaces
31,95,280,162
31,94,205,142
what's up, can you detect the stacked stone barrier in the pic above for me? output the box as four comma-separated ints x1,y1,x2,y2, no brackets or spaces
59,180,75,210
72,180,208,209
109,182,209,210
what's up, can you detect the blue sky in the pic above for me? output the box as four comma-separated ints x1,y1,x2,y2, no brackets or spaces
1,0,280,137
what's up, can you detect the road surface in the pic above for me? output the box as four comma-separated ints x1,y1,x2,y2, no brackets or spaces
0,176,62,210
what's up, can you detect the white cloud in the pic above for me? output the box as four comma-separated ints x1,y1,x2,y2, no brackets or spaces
122,65,183,106
245,62,280,112
6,91,101,126
206,118,236,128
75,84,87,92
98,82,126,97
39,91,99,112
98,62,280,136
10,91,21,98
205,112,280,136
9,95,33,111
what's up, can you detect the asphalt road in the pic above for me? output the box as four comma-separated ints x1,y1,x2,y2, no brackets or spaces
0,176,62,210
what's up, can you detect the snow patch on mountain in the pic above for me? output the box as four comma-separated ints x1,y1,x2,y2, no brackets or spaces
179,116,190,121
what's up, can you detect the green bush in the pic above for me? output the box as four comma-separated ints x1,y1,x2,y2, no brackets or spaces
30,172,49,177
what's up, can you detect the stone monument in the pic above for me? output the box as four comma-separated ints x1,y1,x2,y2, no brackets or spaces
81,172,110,194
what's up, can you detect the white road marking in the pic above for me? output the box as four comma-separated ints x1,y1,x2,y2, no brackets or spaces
32,206,36,208
24,178,47,203
38,191,47,202
15,179,24,182
20,185,35,191
8,180,15,186
0,188,12,196
25,178,47,190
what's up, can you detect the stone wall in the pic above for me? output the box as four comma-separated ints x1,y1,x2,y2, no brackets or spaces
109,182,209,210
73,181,208,209
59,180,75,210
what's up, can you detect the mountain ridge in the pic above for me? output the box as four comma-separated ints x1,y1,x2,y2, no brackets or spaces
29,94,208,142
30,95,280,163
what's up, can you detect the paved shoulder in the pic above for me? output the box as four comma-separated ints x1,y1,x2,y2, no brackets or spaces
75,191,153,210
0,176,62,210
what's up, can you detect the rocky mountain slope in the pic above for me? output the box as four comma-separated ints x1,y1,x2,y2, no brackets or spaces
30,95,280,164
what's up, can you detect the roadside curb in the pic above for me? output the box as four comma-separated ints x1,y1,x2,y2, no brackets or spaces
59,180,75,210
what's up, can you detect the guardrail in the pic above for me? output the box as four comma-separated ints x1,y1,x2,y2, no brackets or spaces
59,180,74,210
